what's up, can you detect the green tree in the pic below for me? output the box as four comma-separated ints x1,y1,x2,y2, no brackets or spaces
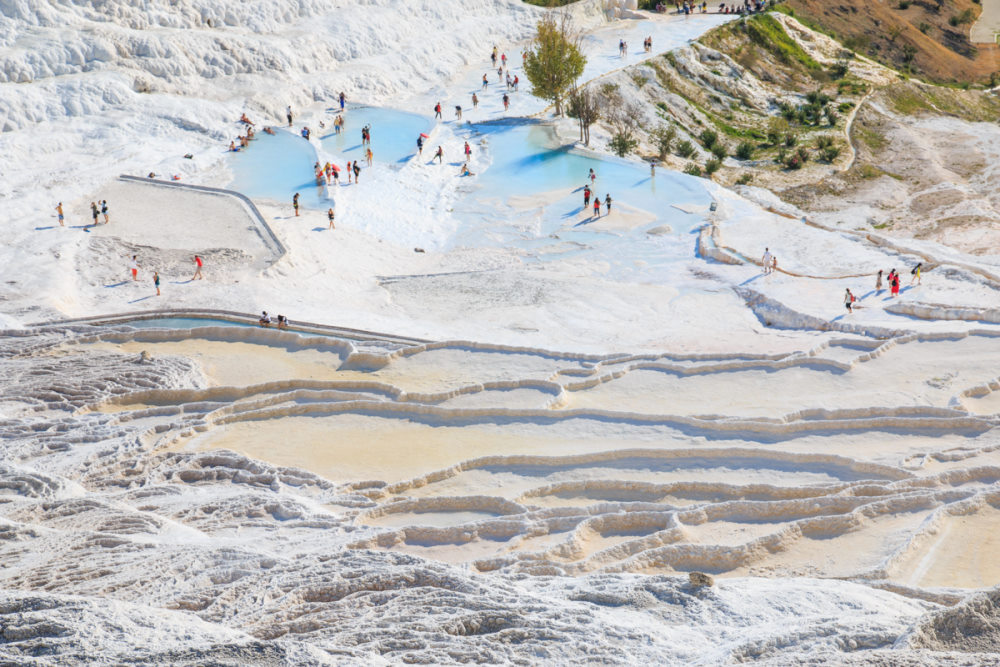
609,134,639,157
651,124,677,159
523,12,587,116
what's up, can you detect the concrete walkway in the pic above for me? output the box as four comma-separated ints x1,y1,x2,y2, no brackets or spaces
970,0,1000,43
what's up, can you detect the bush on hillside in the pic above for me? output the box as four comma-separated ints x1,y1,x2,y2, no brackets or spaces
651,124,676,159
608,133,638,157
735,141,755,160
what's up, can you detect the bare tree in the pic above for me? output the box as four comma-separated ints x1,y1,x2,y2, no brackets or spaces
568,85,601,146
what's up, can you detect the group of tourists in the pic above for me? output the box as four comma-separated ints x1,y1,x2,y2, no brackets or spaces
476,46,519,112
258,311,290,329
582,170,614,218
231,113,258,151
85,200,110,228
841,265,923,313
718,0,769,14
759,248,924,314
656,0,768,13
123,254,203,297
761,247,778,274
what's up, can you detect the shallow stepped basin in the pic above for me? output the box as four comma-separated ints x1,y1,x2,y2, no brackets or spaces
319,106,432,166
227,129,324,208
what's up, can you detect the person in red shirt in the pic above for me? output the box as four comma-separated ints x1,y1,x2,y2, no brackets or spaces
192,255,203,280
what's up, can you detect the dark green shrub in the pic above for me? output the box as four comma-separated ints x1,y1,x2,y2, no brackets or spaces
609,133,638,157
735,141,755,160
676,140,696,158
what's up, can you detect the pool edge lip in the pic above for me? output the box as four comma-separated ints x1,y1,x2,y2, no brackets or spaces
26,308,432,346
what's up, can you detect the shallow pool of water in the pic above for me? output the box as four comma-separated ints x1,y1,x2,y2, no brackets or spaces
470,122,709,228
116,317,344,339
227,129,329,209
319,106,432,166
119,317,257,330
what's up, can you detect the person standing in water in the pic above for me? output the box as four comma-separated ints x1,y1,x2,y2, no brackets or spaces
328,207,335,229
502,93,510,111
588,168,596,185
293,192,300,216
128,255,140,281
455,105,462,121
101,200,109,224
604,193,612,214
192,255,204,280
153,271,160,296
593,197,601,217
472,92,479,108
435,146,444,164
286,105,293,127
56,202,64,226
482,74,488,90
464,141,471,160
417,135,424,155
366,147,373,166
353,161,361,183
339,92,346,111
583,185,591,208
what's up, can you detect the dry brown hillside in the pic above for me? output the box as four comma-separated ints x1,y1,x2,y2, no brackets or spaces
779,0,999,83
